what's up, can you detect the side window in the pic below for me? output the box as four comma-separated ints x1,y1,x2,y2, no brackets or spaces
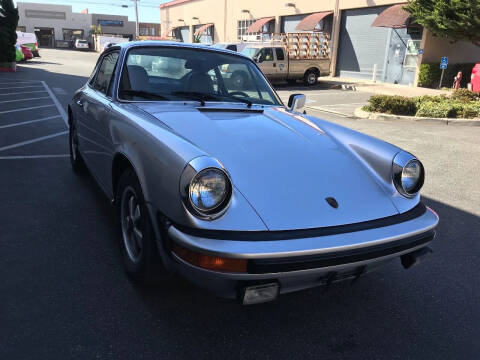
275,48,285,61
226,44,237,51
93,52,119,95
259,48,273,62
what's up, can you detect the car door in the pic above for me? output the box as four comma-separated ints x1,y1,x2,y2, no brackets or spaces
78,51,119,191
256,47,276,79
274,48,288,80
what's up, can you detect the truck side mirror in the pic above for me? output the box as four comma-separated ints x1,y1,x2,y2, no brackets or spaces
288,94,306,112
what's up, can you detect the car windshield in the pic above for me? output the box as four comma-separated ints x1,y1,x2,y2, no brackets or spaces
78,40,87,44
240,47,260,59
119,47,280,106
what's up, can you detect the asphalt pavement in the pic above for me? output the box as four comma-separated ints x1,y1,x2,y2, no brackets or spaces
0,49,479,359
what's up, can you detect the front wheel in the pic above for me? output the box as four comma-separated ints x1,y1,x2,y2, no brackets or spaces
304,69,318,86
117,168,160,282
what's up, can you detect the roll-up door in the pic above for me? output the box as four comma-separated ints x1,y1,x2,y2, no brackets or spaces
336,6,390,79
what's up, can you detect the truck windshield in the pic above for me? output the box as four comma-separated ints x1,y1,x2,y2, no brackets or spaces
240,47,260,59
119,47,281,106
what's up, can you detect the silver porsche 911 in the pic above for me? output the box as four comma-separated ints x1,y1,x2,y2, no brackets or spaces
69,41,438,304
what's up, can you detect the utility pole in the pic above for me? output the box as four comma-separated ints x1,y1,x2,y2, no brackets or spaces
132,0,139,39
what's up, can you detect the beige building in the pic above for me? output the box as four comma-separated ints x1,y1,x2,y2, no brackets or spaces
160,0,480,86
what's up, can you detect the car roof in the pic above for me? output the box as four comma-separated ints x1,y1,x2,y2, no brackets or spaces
114,40,251,59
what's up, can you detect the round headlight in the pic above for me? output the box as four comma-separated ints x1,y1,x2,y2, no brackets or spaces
393,152,424,198
189,168,232,215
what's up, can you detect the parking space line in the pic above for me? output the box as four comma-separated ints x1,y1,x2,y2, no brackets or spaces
0,131,68,152
0,85,44,90
0,115,62,129
42,81,69,128
0,96,51,104
0,104,54,114
0,154,69,159
0,80,40,85
0,90,47,96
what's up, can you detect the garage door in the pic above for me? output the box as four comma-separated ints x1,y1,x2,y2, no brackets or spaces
281,14,305,33
336,7,390,79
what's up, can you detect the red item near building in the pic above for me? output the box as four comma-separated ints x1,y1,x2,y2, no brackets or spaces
471,63,480,92
453,71,462,91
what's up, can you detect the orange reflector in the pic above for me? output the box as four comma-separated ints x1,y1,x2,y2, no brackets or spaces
172,243,247,273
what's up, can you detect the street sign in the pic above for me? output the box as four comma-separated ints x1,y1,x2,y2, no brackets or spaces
440,63,447,70
441,56,448,66
439,57,448,88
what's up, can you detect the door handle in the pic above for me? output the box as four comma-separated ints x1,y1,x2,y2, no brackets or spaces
273,63,276,67
76,100,83,107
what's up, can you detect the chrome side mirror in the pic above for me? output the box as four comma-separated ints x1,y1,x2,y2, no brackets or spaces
288,94,306,112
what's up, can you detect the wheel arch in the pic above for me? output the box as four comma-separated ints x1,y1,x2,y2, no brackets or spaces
112,152,137,203
304,67,320,78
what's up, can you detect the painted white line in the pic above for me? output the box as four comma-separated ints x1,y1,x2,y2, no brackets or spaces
0,85,44,90
0,104,54,114
0,96,50,104
0,131,68,152
0,115,62,129
52,87,67,95
318,102,367,107
0,154,69,160
42,81,69,128
0,90,47,96
0,81,42,85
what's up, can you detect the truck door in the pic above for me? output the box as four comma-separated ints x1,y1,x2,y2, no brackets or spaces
274,47,288,80
256,47,276,79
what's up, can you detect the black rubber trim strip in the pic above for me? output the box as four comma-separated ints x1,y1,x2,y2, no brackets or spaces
196,107,264,113
247,230,435,274
173,203,427,241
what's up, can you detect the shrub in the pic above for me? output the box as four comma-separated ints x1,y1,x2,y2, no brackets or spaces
365,95,416,115
451,88,480,102
415,100,463,118
418,63,442,88
459,102,480,118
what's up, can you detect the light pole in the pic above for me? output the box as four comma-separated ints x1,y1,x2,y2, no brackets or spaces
132,0,139,39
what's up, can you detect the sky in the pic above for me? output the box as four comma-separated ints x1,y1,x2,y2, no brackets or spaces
14,0,170,23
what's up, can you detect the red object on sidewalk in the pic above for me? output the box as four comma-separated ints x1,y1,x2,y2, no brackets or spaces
20,45,33,60
471,63,480,92
453,71,462,90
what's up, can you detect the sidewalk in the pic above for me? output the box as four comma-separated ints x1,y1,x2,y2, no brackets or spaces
319,76,451,97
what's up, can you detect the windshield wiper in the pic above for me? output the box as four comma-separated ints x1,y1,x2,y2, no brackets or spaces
172,91,219,106
120,89,169,101
173,91,253,108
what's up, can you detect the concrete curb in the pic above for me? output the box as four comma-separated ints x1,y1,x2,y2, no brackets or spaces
354,107,480,126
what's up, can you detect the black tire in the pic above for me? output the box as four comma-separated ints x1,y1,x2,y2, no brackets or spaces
304,69,318,86
116,168,160,282
69,118,86,173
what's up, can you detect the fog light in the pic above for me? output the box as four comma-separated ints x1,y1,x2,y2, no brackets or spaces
242,283,279,305
172,243,247,273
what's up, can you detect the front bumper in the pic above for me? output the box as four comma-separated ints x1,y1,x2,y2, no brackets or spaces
165,205,438,299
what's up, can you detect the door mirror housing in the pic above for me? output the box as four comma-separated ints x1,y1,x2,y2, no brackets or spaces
288,94,306,112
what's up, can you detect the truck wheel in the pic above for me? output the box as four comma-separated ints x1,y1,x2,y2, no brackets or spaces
304,69,318,86
232,71,248,89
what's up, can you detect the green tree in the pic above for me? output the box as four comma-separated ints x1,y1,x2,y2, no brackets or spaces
0,0,19,64
405,0,480,45
89,24,103,35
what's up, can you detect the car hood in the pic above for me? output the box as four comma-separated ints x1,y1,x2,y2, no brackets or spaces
135,103,399,230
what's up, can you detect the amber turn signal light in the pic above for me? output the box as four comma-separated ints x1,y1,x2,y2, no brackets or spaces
172,243,247,273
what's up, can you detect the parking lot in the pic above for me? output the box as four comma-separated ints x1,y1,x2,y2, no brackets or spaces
1,49,479,359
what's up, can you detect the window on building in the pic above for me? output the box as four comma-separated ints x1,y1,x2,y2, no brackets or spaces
237,19,256,40
139,28,148,36
63,29,84,42
98,19,124,27
193,24,214,44
150,28,155,36
403,40,422,68
93,52,119,96
17,26,26,32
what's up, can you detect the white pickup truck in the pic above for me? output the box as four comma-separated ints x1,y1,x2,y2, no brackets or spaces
240,41,330,86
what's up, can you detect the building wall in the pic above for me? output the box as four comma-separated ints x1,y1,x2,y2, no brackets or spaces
160,0,407,42
421,30,480,64
139,22,162,37
91,13,136,39
17,2,91,41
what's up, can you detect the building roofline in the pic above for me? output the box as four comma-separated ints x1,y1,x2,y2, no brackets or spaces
159,0,194,9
